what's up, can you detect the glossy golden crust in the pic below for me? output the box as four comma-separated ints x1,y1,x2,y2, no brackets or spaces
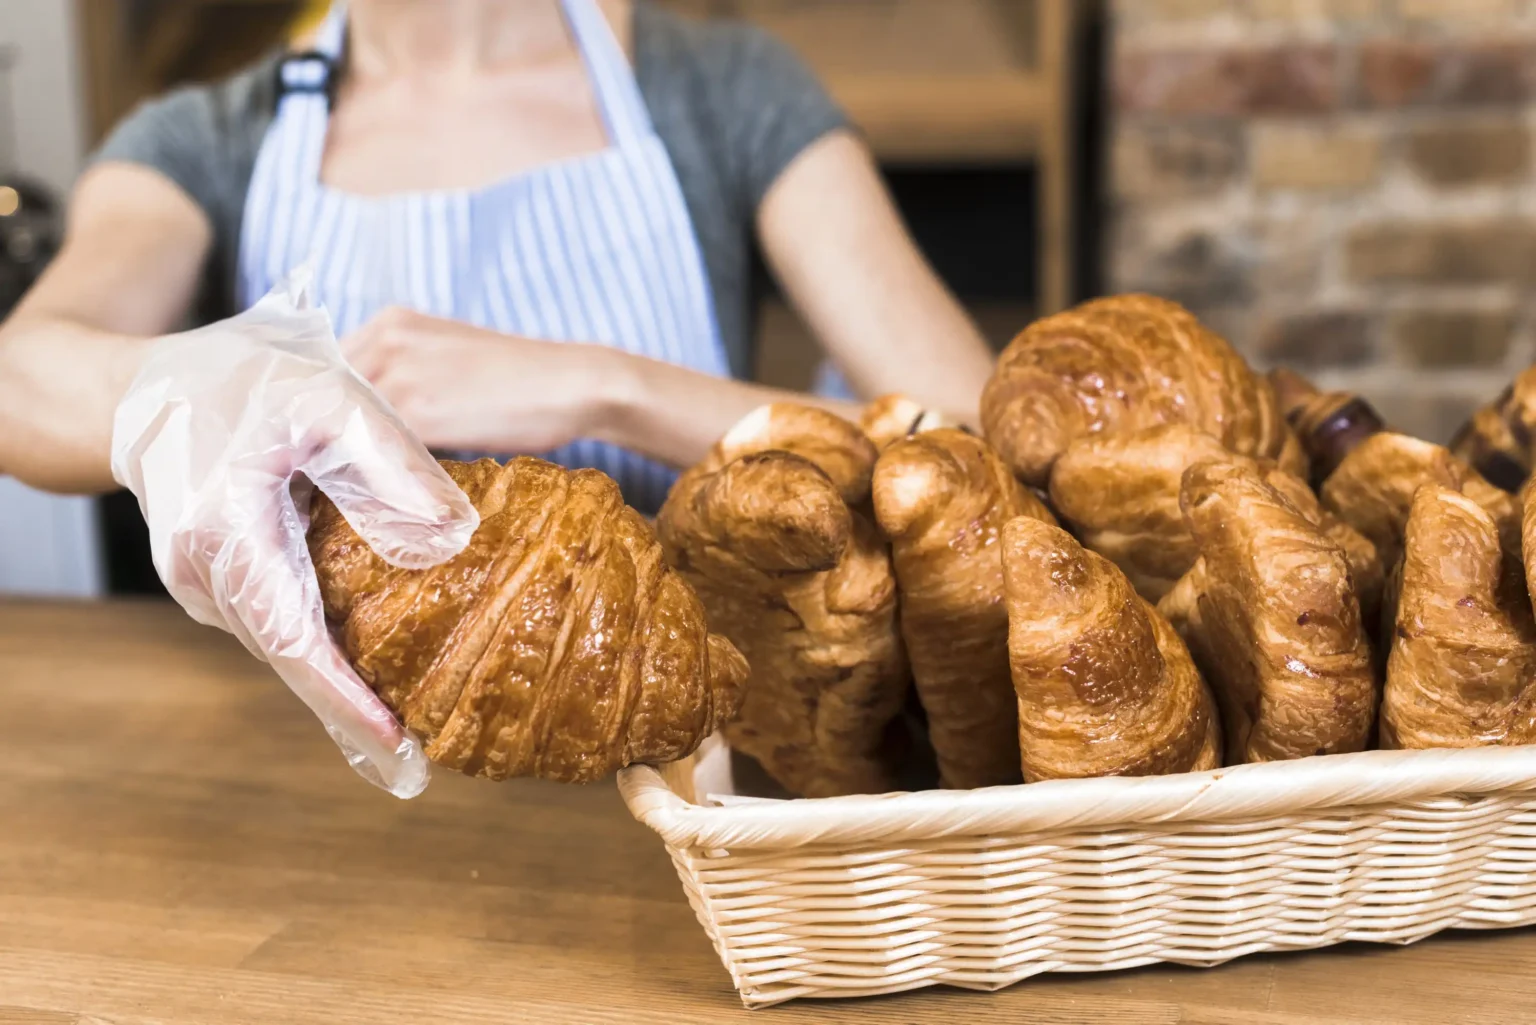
1002,516,1221,781
307,458,749,784
1382,485,1536,749
656,406,910,798
1257,461,1385,636
1049,424,1232,601
1320,433,1523,578
1048,424,1352,607
1161,459,1377,764
980,294,1287,487
872,428,1055,789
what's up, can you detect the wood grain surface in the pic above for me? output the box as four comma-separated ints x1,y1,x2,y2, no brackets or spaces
0,599,1531,1024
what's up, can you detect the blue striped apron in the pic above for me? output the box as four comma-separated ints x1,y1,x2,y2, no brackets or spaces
237,0,731,514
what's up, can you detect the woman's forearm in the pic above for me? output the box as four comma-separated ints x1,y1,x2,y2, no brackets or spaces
0,164,212,494
0,314,153,493
595,348,864,469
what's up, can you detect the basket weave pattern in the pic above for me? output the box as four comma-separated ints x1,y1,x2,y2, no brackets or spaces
619,744,1536,1008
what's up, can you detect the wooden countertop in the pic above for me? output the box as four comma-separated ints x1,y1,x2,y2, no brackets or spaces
1,599,1531,1025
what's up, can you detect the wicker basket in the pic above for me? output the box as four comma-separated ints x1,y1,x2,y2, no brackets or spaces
618,736,1536,1008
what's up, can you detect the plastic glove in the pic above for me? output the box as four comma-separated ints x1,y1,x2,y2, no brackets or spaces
110,268,479,798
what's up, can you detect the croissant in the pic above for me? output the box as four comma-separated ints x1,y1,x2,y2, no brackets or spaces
872,428,1056,789
1158,459,1376,763
1381,484,1536,749
1049,424,1232,600
306,457,749,783
1271,369,1519,571
1258,460,1385,635
1450,367,1536,492
710,402,878,504
981,294,1294,488
859,393,955,451
656,404,910,797
1002,516,1221,781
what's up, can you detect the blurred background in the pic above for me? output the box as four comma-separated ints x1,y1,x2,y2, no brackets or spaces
3,0,1529,597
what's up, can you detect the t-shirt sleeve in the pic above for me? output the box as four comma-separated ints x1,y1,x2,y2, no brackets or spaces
88,86,228,224
698,23,851,211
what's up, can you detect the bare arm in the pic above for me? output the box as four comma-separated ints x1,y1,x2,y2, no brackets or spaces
759,131,994,419
0,163,210,493
593,131,992,468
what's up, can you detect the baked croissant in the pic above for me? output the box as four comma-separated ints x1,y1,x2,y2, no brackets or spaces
981,294,1295,488
1258,461,1385,635
859,394,955,451
1272,370,1519,570
656,404,910,797
1049,423,1232,600
1450,366,1536,492
1157,459,1376,763
710,402,878,504
306,457,749,783
872,428,1056,789
1381,484,1536,749
1002,516,1222,781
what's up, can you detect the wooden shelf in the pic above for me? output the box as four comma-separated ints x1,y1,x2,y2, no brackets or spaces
663,0,1054,163
827,71,1052,164
661,0,1081,312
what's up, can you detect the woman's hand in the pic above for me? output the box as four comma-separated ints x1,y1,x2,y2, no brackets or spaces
342,306,871,472
112,272,479,799
342,307,615,454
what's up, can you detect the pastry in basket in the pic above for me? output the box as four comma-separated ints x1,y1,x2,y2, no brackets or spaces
1048,422,1379,607
1381,484,1536,749
980,293,1302,489
872,427,1056,789
655,404,910,798
1450,365,1536,493
1049,423,1233,601
1258,459,1385,635
858,393,955,451
707,402,879,504
1001,516,1222,781
307,457,749,784
1270,369,1519,571
1157,458,1376,763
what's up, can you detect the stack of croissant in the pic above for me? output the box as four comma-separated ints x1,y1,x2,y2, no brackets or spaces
305,293,1536,794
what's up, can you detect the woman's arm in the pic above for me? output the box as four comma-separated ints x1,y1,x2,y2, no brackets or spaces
342,306,865,468
757,130,996,421
0,163,210,493
596,351,863,465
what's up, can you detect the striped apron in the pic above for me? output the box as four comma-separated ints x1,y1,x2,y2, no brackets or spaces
237,0,732,514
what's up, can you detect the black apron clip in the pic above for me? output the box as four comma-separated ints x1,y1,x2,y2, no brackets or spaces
275,50,339,111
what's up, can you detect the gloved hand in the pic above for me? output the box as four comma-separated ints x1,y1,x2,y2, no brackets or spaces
110,268,479,798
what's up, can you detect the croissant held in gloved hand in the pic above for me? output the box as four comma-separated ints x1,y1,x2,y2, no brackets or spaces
307,457,750,784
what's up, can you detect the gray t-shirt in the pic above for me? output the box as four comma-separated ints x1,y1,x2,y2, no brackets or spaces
89,1,847,380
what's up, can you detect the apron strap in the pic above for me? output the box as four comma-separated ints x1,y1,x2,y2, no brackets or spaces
559,0,655,148
271,3,346,184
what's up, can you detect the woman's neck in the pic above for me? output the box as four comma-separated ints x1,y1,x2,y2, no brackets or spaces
347,0,572,78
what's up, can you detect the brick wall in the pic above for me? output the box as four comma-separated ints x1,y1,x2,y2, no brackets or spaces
1110,0,1536,443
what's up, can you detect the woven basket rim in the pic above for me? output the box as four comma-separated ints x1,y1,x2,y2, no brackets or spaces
618,745,1536,851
